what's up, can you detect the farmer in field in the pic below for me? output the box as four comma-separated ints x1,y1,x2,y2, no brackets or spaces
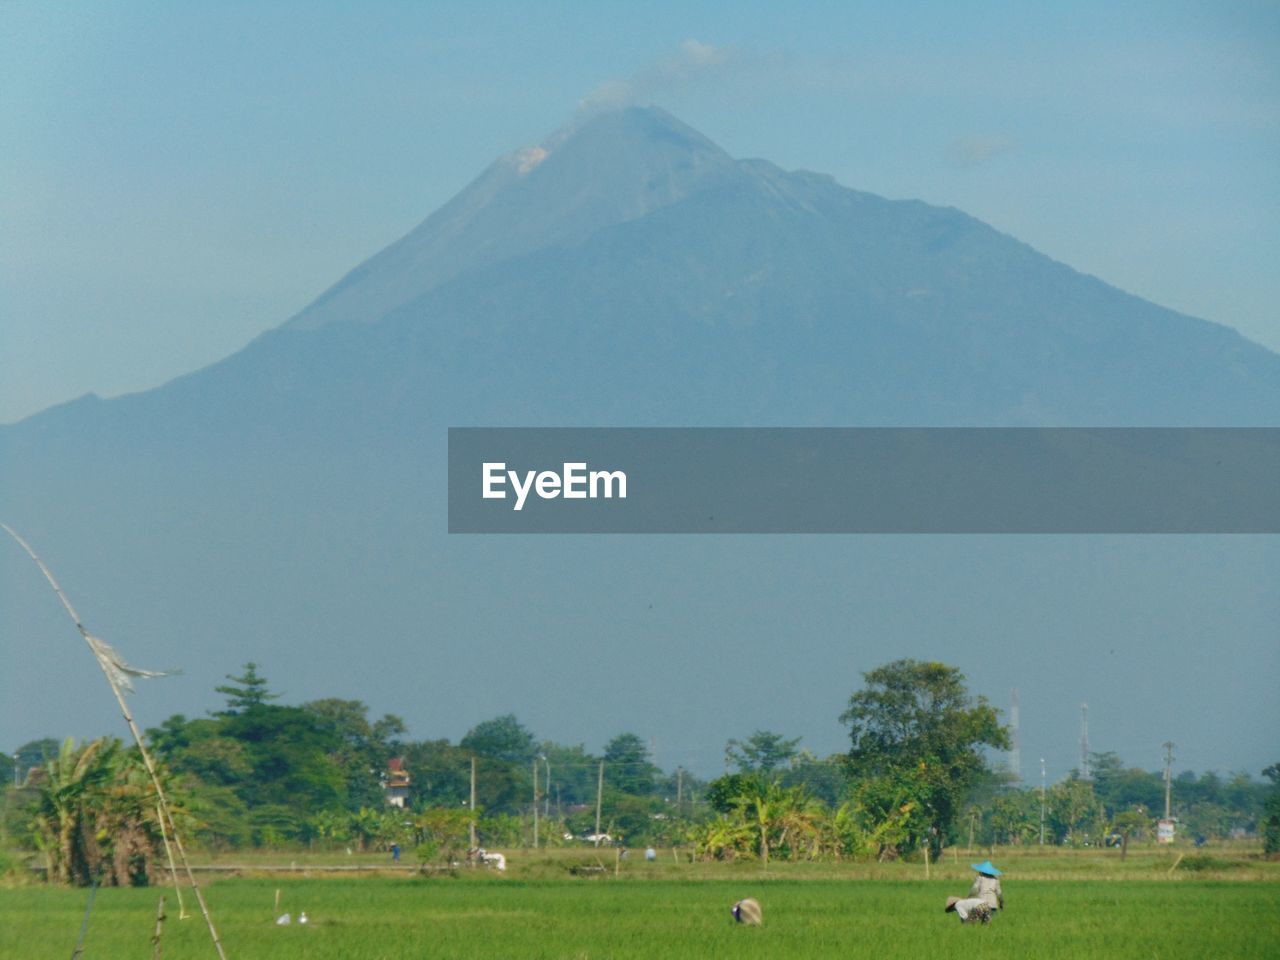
944,896,992,924
944,859,1003,924
969,859,1004,913
732,898,762,925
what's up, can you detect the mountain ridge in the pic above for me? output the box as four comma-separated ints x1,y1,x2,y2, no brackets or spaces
2,106,1277,779
6,105,1279,435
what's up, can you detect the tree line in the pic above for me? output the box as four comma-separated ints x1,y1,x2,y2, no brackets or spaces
3,659,1277,885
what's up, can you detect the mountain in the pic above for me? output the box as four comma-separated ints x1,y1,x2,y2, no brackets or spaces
2,107,1277,776
287,108,742,333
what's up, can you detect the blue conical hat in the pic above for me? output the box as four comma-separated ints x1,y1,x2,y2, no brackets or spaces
971,860,1002,876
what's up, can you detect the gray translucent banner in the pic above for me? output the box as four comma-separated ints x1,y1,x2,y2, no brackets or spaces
448,428,1280,533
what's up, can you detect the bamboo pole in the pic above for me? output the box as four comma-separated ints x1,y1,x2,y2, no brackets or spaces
69,874,100,960
2,524,228,960
151,895,167,960
155,803,189,919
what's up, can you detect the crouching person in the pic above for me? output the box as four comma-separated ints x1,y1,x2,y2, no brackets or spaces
945,896,992,924
732,898,762,925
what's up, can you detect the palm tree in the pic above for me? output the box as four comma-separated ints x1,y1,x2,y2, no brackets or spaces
730,779,813,867
31,737,165,886
308,809,352,849
773,789,824,861
688,814,754,861
32,738,115,884
823,800,885,860
351,806,386,852
732,782,773,866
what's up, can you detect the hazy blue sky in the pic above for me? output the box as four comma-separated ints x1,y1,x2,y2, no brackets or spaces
2,1,1277,423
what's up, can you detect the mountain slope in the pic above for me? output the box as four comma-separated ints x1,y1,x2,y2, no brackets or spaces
2,106,1277,776
287,108,745,333
9,108,1280,442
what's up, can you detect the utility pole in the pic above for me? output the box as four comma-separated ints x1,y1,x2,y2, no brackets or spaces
544,757,552,819
1009,689,1021,782
676,767,683,815
1162,741,1176,820
469,756,477,852
1039,758,1047,845
1079,703,1091,780
594,759,604,845
532,757,539,849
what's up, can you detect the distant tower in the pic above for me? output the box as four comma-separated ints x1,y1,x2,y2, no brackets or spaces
1009,689,1021,781
1157,741,1178,843
1079,703,1090,780
1162,741,1176,820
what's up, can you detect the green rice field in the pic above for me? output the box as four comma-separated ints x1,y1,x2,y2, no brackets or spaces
2,849,1277,959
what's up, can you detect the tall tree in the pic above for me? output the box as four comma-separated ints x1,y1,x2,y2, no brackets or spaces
1263,763,1280,855
214,662,280,715
304,698,407,808
603,733,660,796
1048,778,1106,844
148,665,357,836
460,715,537,765
401,738,470,808
779,752,847,806
538,741,601,812
988,790,1040,845
840,659,1008,858
725,731,801,775
1091,757,1164,818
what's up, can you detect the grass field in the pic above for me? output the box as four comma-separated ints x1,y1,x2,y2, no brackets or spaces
3,849,1277,959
